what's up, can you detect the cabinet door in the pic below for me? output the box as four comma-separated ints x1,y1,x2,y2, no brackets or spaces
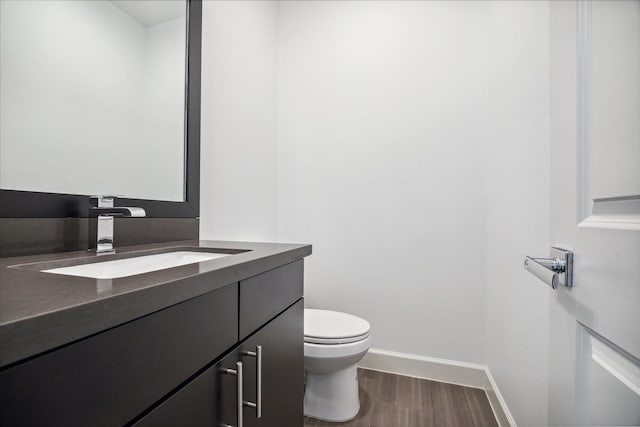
240,299,304,427
134,349,242,427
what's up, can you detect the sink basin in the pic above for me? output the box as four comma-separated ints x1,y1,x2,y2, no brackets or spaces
42,251,230,279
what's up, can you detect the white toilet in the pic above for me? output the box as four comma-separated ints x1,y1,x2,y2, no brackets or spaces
303,309,371,422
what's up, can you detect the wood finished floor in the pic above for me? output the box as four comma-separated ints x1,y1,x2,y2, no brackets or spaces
303,368,498,427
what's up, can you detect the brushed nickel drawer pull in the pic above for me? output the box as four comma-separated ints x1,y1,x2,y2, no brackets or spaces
243,345,262,418
221,361,244,427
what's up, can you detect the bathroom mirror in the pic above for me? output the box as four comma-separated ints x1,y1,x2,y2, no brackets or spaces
0,0,201,217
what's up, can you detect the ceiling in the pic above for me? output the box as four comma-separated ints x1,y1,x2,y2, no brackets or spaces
110,0,185,27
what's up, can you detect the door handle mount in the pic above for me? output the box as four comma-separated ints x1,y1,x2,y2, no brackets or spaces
524,247,573,289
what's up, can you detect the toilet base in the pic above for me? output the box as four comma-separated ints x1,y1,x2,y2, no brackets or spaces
304,364,360,422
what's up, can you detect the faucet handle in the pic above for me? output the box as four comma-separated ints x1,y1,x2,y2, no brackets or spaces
89,195,146,218
90,195,118,208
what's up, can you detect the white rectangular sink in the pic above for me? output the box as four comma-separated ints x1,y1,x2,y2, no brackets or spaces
42,251,230,279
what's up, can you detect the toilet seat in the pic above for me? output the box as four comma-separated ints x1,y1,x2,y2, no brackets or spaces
304,333,369,345
304,309,370,345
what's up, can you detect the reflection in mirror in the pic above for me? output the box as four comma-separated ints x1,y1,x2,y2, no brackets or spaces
0,0,187,201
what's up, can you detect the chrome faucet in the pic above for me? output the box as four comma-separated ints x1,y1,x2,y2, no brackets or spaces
89,196,146,255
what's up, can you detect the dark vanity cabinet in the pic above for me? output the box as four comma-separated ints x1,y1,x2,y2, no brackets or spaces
137,300,303,427
0,260,304,427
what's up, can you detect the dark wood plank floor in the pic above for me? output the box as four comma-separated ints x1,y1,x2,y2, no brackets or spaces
304,368,498,427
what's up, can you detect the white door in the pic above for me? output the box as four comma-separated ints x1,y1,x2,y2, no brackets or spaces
548,1,640,425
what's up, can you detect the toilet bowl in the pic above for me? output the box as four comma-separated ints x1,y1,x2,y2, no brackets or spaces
303,309,371,422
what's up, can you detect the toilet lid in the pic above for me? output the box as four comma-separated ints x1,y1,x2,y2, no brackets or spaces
304,309,370,344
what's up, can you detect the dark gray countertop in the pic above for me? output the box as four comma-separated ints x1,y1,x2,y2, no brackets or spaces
0,240,312,368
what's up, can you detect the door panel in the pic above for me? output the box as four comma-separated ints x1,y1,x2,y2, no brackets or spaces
588,0,640,199
579,327,640,426
549,1,640,425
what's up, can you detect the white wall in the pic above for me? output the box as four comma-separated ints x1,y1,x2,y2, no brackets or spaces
277,0,487,363
199,1,279,241
199,1,551,424
484,2,550,425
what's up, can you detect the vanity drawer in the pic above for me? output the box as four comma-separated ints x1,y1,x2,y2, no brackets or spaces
0,283,238,427
239,260,303,340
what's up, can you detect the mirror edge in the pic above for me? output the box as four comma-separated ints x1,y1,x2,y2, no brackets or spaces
0,0,201,219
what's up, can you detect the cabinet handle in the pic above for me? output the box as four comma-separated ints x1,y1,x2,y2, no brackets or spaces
243,345,263,418
221,361,244,427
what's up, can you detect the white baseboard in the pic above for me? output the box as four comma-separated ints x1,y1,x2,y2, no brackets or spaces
358,348,516,427
359,348,487,388
484,367,516,427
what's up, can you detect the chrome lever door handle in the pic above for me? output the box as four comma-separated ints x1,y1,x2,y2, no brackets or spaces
524,256,562,289
524,247,573,289
527,256,567,272
242,345,262,419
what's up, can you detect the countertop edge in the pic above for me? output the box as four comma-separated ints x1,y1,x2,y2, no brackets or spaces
0,241,312,369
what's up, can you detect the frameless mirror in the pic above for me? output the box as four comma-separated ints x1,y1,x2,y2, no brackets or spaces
0,0,187,202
